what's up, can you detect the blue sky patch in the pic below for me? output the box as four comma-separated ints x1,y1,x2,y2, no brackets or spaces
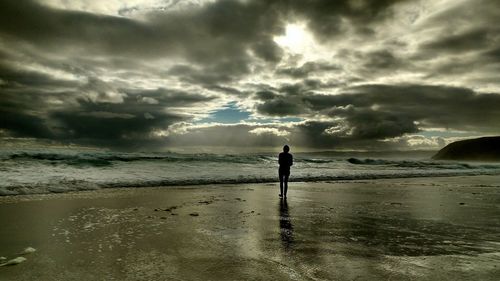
197,102,304,124
198,102,251,124
247,117,303,124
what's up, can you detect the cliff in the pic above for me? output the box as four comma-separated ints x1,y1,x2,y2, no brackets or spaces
432,136,500,161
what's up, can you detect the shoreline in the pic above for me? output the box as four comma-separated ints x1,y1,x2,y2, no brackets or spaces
2,173,500,200
1,175,500,280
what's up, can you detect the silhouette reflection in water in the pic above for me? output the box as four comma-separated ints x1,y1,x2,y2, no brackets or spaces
279,199,294,249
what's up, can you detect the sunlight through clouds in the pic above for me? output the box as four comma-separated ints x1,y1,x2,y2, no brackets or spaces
1,0,500,150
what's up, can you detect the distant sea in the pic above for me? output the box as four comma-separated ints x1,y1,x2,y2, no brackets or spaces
2,148,500,195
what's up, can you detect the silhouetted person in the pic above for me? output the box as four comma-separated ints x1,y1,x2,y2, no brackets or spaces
278,145,293,198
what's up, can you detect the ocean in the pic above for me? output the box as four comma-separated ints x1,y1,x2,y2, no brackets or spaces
2,148,500,196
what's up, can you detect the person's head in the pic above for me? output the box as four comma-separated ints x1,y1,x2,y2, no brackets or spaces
283,145,290,153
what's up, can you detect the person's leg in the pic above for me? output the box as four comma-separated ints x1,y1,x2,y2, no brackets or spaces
283,172,289,198
279,170,284,197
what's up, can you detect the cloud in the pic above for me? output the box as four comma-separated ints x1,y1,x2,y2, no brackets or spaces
128,88,215,107
420,28,494,54
0,0,284,74
1,0,500,151
276,61,341,78
254,83,500,145
282,0,407,42
51,109,183,145
256,97,308,116
0,0,411,74
341,84,500,133
140,97,159,105
144,112,155,119
79,111,135,119
166,123,289,148
331,107,419,139
361,50,404,70
0,110,54,139
82,77,126,104
0,81,217,148
249,127,290,137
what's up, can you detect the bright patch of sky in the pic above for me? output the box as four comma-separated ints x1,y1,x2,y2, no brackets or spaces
417,130,478,138
247,117,304,124
38,0,215,17
197,102,251,124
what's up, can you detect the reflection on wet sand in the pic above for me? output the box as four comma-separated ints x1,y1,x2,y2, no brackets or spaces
2,177,500,280
279,199,293,249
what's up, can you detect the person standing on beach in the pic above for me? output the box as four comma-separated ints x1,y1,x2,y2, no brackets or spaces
278,145,293,199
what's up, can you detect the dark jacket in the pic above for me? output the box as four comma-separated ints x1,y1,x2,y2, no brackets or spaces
278,152,293,171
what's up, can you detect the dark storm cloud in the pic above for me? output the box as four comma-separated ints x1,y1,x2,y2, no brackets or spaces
342,84,500,132
0,0,284,75
290,121,344,148
330,106,419,139
51,109,183,146
165,120,404,150
45,87,215,148
412,1,500,67
277,62,342,78
0,30,217,148
251,39,284,63
282,0,407,41
290,120,398,149
0,49,81,89
315,85,500,133
483,47,500,61
255,90,276,101
0,0,407,67
0,87,62,139
334,48,410,77
0,1,153,55
1,0,500,150
420,28,495,54
252,79,341,117
253,80,329,116
256,97,307,116
0,110,54,139
254,83,500,144
361,50,403,70
167,59,252,85
127,88,214,106
0,63,72,89
0,0,412,89
0,82,214,148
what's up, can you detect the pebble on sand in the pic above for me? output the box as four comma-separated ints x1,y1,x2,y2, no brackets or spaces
20,247,36,255
0,257,27,267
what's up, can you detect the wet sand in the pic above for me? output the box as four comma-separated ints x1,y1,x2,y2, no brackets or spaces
1,175,500,280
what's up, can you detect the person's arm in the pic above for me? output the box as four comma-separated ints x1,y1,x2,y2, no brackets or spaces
289,154,293,167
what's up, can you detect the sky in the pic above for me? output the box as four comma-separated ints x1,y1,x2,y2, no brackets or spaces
1,0,500,152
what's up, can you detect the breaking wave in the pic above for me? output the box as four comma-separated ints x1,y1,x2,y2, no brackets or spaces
1,150,500,196
2,168,500,196
4,152,275,167
346,158,499,170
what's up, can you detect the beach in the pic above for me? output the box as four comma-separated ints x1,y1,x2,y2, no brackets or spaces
1,175,500,280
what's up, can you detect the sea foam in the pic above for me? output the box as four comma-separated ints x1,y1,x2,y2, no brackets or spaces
2,149,500,196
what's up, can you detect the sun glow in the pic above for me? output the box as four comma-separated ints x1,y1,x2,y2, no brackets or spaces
273,23,315,54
